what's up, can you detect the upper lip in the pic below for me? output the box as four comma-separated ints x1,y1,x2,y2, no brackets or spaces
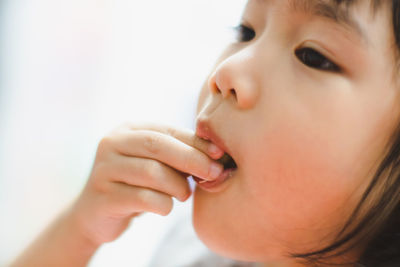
195,119,233,159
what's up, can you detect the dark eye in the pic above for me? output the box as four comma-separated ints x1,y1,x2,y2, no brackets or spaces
295,47,341,72
232,24,255,42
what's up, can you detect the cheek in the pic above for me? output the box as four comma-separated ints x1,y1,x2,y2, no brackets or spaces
193,106,382,260
245,110,390,245
193,125,368,261
249,128,361,229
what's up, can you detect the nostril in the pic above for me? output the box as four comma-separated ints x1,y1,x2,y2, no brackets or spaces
230,89,237,99
211,83,222,95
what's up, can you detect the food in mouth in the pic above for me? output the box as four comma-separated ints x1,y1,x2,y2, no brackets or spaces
197,153,237,184
218,153,237,170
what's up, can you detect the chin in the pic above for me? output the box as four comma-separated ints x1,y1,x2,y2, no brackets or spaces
192,189,283,263
192,189,238,259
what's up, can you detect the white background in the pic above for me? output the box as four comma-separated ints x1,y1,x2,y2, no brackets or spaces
0,0,246,266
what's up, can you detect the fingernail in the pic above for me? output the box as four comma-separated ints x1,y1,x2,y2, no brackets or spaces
208,143,223,156
209,162,223,180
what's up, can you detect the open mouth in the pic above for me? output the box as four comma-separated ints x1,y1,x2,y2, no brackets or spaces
193,151,237,188
194,120,237,190
217,152,237,171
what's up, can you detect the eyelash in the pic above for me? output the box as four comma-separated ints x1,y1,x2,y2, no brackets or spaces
232,24,341,73
232,24,256,42
295,47,341,73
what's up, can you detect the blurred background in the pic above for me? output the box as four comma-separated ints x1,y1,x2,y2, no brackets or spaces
0,0,246,266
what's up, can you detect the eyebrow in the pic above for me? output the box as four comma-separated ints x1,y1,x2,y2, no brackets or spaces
259,0,369,43
292,0,368,42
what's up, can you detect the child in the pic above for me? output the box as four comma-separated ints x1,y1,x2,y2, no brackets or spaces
12,0,400,266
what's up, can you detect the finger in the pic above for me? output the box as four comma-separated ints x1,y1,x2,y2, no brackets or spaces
107,182,174,217
126,124,224,159
102,155,191,202
112,130,224,181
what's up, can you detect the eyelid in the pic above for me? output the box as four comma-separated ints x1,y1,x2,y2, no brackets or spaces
296,41,344,70
233,19,255,33
297,41,337,65
238,19,253,29
231,20,253,31
296,41,335,58
229,22,256,43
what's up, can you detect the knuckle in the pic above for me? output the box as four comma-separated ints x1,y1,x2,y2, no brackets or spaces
89,167,109,193
98,136,113,152
145,160,164,179
143,134,161,154
165,126,177,138
95,137,115,162
136,189,152,206
93,179,108,195
135,189,172,216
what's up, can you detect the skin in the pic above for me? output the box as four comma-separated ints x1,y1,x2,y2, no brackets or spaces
12,124,225,266
193,0,400,266
11,0,400,266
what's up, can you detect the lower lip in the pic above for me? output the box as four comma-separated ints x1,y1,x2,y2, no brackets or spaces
193,168,236,193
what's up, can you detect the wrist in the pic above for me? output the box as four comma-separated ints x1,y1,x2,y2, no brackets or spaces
11,205,100,267
64,205,101,253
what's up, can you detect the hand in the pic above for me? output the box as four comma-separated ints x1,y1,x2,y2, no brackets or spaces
69,123,225,246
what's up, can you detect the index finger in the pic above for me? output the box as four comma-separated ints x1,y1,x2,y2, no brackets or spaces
113,129,223,181
128,124,225,160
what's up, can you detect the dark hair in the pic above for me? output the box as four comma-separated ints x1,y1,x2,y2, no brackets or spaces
289,1,400,266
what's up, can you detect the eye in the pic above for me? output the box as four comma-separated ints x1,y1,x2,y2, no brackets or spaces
295,47,341,72
232,24,255,42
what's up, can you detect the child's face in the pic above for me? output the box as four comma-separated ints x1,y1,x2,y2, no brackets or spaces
193,0,400,264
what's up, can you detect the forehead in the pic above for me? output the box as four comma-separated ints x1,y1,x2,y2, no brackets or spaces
252,0,387,44
256,0,382,8
255,0,383,19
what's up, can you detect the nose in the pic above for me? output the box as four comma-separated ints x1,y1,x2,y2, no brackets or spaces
207,56,259,110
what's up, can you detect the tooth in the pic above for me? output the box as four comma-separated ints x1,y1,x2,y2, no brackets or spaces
199,180,208,184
